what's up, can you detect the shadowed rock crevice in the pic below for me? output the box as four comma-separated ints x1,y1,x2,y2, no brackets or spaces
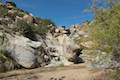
68,48,84,64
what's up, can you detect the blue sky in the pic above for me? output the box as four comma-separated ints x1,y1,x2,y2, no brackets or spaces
13,0,94,26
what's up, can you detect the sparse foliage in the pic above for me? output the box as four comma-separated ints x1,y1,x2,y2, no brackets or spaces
40,19,55,26
90,1,120,52
16,20,48,40
0,7,8,17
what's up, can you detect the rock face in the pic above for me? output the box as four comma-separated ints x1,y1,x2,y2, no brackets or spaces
5,34,42,68
81,49,120,69
0,1,85,72
23,14,33,24
0,24,84,69
0,1,118,72
1,32,82,68
45,33,80,66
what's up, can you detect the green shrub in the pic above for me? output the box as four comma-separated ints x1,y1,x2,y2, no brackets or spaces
0,49,21,72
40,19,55,26
32,24,48,35
0,50,7,61
0,49,10,61
0,7,8,17
15,20,48,40
11,11,24,18
15,20,37,41
90,2,120,53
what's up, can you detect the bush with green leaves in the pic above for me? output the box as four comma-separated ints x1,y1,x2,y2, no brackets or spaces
15,20,48,40
0,49,21,72
0,6,8,17
15,20,37,41
32,24,48,35
0,50,7,61
40,19,55,26
90,2,120,53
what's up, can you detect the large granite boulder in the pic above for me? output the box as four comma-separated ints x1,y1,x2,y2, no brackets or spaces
5,34,42,68
23,14,33,24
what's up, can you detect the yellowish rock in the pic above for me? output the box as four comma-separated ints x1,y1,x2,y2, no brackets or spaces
23,14,33,23
7,5,14,9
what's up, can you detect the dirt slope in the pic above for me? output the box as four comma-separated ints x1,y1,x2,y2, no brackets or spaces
0,63,105,80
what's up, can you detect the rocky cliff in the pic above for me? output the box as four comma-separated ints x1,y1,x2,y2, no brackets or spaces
1,1,119,73
0,1,87,72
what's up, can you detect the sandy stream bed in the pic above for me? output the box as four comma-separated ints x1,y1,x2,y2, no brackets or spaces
0,63,105,80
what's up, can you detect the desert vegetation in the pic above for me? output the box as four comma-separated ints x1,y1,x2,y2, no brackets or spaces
0,0,120,80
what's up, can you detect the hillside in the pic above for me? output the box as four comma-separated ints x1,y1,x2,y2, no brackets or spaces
0,1,88,71
0,1,120,80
